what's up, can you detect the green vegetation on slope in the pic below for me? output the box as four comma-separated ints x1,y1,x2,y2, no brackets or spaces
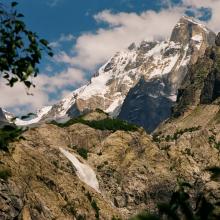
0,125,25,151
51,117,139,132
77,148,88,160
153,126,201,143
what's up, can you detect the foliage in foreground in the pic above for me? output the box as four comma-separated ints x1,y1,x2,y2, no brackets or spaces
0,125,24,151
0,1,53,87
51,117,139,132
130,173,220,220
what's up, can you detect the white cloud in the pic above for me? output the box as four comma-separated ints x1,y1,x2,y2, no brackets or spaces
182,0,220,32
55,8,184,70
59,34,75,42
55,1,219,71
47,0,63,7
0,68,86,114
50,33,75,48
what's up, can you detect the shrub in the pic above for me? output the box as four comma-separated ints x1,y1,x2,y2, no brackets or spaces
208,135,220,151
91,200,100,219
52,117,139,132
0,168,12,180
0,125,24,151
77,148,88,160
95,108,109,115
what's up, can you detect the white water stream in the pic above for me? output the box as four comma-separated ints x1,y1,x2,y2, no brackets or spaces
59,148,100,193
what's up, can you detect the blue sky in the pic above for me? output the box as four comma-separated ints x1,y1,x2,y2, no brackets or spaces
0,0,219,114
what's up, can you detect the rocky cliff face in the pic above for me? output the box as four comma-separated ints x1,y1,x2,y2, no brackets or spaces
1,105,220,219
0,108,10,128
0,112,177,219
118,16,216,132
172,43,220,117
150,38,220,217
12,16,216,133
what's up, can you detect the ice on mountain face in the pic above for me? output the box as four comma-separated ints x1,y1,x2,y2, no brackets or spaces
168,94,177,102
46,16,210,119
3,109,14,121
105,96,125,117
192,34,203,42
49,86,86,119
191,34,203,50
148,42,181,79
15,106,52,126
60,148,100,193
56,92,77,117
78,72,112,100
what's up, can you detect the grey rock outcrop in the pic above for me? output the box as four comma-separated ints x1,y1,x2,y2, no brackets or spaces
0,108,10,128
118,77,173,132
172,45,220,117
215,32,220,46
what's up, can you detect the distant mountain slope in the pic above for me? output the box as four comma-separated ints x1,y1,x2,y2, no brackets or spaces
9,16,216,132
118,16,216,132
0,108,9,128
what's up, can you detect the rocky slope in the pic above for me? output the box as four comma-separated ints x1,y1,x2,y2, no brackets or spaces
1,16,220,220
8,16,215,133
0,108,10,128
152,40,220,217
1,103,220,219
0,112,177,219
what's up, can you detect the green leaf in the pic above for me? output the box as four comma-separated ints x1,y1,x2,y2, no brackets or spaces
8,77,18,87
40,39,49,46
11,2,18,7
48,52,53,57
26,64,34,75
24,81,32,88
17,13,24,18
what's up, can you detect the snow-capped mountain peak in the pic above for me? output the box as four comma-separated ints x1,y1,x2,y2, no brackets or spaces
10,16,216,130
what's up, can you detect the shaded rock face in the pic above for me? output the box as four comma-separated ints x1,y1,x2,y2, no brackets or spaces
119,16,216,132
118,77,173,132
0,108,7,121
173,46,220,117
0,108,9,128
2,108,220,219
0,180,23,219
215,32,220,46
200,68,220,104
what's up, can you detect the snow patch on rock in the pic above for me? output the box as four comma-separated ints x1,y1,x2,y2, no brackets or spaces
15,106,52,126
60,148,100,193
